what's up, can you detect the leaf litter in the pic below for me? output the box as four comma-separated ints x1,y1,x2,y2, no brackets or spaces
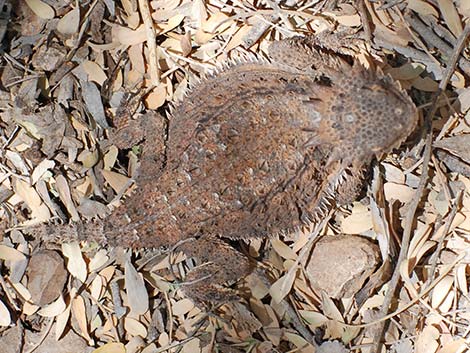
1,0,470,352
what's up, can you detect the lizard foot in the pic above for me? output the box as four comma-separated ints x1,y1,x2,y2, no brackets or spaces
177,236,253,306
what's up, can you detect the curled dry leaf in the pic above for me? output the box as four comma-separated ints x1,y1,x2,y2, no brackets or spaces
55,304,71,340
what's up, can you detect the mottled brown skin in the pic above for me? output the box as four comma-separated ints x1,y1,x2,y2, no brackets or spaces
35,35,419,304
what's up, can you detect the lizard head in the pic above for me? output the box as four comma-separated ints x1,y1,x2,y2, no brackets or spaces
324,63,419,166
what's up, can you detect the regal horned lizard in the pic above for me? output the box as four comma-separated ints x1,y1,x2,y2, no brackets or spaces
30,33,418,304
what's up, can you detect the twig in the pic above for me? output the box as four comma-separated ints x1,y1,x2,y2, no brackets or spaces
371,23,470,353
336,252,464,330
138,0,160,86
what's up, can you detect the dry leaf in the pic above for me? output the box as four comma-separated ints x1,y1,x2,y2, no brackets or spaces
386,62,425,81
269,269,297,304
80,80,109,128
113,24,147,45
101,170,131,193
407,0,439,18
55,174,80,222
62,242,87,283
25,0,55,19
181,338,201,353
457,87,470,113
411,76,439,92
271,239,297,260
0,299,11,326
437,338,467,353
437,0,463,37
340,203,373,234
14,178,51,222
37,295,66,317
82,61,108,85
124,317,147,337
55,304,71,340
172,298,194,317
431,275,454,308
125,260,149,315
144,84,167,109
416,325,440,353
72,295,91,342
57,7,80,35
455,264,468,296
434,135,470,164
0,245,26,262
77,148,99,168
299,310,328,328
31,159,55,185
89,249,109,272
384,182,415,203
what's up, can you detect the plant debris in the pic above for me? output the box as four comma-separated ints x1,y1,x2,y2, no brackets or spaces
1,0,470,352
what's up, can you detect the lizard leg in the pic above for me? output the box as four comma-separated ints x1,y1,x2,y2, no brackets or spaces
177,236,253,306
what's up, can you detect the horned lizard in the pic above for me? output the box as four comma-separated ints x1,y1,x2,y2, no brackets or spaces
30,33,418,305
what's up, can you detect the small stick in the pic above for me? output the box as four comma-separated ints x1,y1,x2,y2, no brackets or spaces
371,23,470,353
